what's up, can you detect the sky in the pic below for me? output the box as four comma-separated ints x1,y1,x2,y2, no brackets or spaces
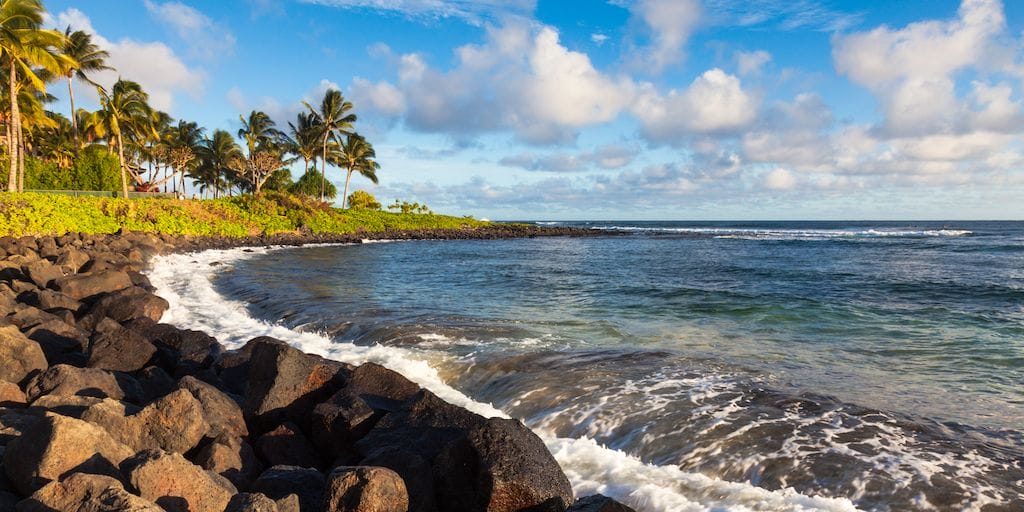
42,0,1024,220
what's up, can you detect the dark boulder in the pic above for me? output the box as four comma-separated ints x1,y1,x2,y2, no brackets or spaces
311,392,376,459
226,492,281,512
21,260,63,289
80,389,210,454
87,325,157,372
244,338,352,431
79,286,169,330
25,364,130,402
355,390,572,512
358,447,434,512
176,375,247,438
0,325,47,386
567,495,637,512
323,466,409,512
17,473,163,512
255,422,321,469
194,433,263,491
27,289,82,312
122,449,235,512
55,247,90,273
3,413,134,495
251,466,326,512
137,366,175,402
142,323,222,374
53,270,133,302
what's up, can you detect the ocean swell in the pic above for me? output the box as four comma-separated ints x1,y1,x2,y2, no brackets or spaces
148,246,861,512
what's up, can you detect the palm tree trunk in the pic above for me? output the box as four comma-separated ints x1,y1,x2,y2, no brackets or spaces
67,75,79,154
116,132,129,198
4,119,10,190
8,66,18,192
17,124,25,192
342,169,353,209
320,134,328,202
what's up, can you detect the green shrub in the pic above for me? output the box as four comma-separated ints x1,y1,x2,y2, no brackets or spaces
289,170,336,199
347,190,381,210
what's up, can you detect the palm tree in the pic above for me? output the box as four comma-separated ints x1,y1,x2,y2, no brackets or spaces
283,111,320,176
0,0,71,191
303,89,355,202
164,120,204,194
59,28,110,151
238,110,283,156
91,79,156,197
331,133,379,209
196,129,242,199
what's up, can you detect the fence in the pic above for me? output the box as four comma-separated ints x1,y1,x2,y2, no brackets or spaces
23,189,178,199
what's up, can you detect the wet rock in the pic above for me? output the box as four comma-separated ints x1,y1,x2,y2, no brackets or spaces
356,390,573,512
0,325,47,385
79,287,169,330
0,382,25,408
194,434,263,491
176,375,247,438
252,466,326,512
18,473,163,512
53,271,133,302
226,492,281,512
21,260,63,289
323,466,408,512
567,495,637,512
87,325,157,372
122,449,235,512
3,413,134,495
25,365,128,402
255,422,320,469
245,338,352,431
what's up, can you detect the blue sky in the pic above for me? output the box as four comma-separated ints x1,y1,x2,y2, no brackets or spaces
43,0,1024,220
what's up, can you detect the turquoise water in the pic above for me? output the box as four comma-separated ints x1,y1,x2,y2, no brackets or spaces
212,221,1024,511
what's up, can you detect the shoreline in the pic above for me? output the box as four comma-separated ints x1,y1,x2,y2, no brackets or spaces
0,228,634,512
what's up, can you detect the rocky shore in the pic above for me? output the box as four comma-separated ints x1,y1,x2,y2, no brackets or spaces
0,228,634,512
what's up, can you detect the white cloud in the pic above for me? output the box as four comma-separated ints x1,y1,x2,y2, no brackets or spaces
499,143,639,172
763,168,797,190
591,33,609,45
299,0,535,25
627,0,701,73
350,78,406,116
633,68,757,144
144,1,236,60
55,8,204,112
735,49,772,75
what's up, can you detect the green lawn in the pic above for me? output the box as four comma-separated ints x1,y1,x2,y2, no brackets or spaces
0,192,489,237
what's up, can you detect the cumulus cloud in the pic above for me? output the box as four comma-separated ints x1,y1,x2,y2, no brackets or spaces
763,168,797,190
54,8,204,111
144,1,236,60
633,68,758,144
352,21,637,144
299,0,535,25
625,0,701,73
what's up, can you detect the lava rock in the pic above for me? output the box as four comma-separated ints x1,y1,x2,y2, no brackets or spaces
136,366,175,402
25,365,129,402
53,270,133,302
255,422,321,469
194,434,263,491
226,492,282,512
55,248,90,274
17,473,163,512
87,325,157,372
122,449,235,512
21,260,63,289
0,381,25,408
0,325,47,385
251,466,326,512
3,413,134,495
323,466,409,512
567,495,637,512
176,375,247,438
80,389,210,454
143,323,223,374
79,286,169,329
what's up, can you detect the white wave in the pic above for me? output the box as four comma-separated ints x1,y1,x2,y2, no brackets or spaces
148,245,861,512
598,226,972,240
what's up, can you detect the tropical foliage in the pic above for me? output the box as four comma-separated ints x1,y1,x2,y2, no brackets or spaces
0,0,392,209
346,190,380,210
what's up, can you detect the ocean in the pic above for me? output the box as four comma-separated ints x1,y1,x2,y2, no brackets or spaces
149,221,1024,512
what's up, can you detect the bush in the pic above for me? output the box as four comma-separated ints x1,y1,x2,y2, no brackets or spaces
289,170,336,200
25,158,73,190
346,190,381,210
20,146,121,192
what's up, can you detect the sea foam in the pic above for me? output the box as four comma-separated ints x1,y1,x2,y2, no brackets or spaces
149,245,861,512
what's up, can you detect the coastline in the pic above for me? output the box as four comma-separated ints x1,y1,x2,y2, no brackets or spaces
0,228,633,512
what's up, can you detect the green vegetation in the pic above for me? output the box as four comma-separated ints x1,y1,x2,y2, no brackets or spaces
347,190,381,210
0,192,487,237
1,0,392,211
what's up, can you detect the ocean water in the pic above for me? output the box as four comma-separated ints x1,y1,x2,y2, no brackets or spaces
149,221,1024,512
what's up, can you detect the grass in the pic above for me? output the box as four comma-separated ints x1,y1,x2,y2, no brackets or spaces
0,192,490,237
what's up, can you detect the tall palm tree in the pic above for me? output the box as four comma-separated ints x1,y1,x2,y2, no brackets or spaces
196,129,242,199
303,89,355,202
91,79,155,197
0,0,71,191
331,133,379,209
59,28,110,150
283,111,320,175
237,110,283,156
164,120,204,194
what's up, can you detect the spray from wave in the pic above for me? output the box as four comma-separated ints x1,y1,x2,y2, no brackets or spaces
148,246,860,512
